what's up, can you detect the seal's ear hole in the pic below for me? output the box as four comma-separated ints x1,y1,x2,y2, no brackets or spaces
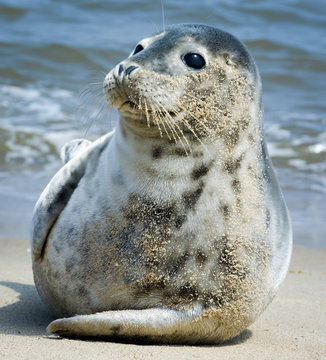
133,44,144,55
182,53,206,70
222,52,236,66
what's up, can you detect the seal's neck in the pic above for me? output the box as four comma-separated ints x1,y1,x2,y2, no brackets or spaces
110,115,266,224
113,116,217,184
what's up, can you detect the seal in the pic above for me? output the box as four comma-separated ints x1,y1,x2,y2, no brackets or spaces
31,24,292,344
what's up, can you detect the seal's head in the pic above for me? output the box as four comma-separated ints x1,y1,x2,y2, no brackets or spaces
104,24,262,148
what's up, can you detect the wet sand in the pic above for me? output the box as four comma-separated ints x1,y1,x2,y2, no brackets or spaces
0,240,325,360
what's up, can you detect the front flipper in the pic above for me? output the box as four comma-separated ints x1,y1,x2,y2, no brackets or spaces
60,139,92,164
46,306,224,344
31,131,114,262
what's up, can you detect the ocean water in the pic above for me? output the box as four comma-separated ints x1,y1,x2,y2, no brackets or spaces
0,0,325,247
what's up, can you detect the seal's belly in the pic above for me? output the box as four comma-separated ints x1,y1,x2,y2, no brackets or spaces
34,187,272,318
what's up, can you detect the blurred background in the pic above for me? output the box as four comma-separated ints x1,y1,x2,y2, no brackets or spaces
0,0,325,247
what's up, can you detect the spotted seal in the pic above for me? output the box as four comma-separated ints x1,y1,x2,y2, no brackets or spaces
31,24,292,344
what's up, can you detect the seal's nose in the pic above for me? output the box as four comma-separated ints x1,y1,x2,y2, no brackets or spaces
125,65,138,76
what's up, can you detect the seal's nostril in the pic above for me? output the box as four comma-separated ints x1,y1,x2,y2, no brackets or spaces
125,65,138,76
118,64,124,75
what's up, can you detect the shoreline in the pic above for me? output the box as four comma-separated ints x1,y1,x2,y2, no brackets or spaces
0,240,325,359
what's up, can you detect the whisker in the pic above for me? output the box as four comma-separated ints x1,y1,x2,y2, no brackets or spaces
77,92,105,124
83,98,108,137
80,94,106,127
142,97,151,128
151,99,191,155
153,110,163,138
159,103,192,154
170,115,191,149
161,0,166,32
78,84,103,99
165,114,191,155
79,90,103,107
79,85,103,97
160,112,182,146
179,117,210,155
150,103,172,141
151,99,181,144
79,90,102,102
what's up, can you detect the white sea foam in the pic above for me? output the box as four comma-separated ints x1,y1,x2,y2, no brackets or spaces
0,84,76,125
288,159,307,168
1,85,40,101
309,143,326,154
267,142,297,157
265,123,292,140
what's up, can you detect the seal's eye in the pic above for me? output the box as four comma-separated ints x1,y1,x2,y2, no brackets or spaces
182,53,206,70
133,44,144,55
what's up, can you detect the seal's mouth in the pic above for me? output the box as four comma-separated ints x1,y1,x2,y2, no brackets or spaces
119,100,177,118
124,100,138,109
118,100,139,115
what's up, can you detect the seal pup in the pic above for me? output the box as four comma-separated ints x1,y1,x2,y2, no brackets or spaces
31,24,292,344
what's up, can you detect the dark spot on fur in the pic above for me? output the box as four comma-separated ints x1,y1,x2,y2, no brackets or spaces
152,146,163,159
213,234,228,252
192,151,204,158
174,147,188,157
221,204,230,220
248,133,255,144
236,196,242,209
65,258,75,273
55,185,71,204
218,240,247,282
232,178,241,193
111,324,121,334
178,282,200,299
239,117,250,131
175,215,186,229
167,251,190,275
77,284,89,296
209,268,218,281
183,184,203,210
265,209,271,228
196,249,208,265
113,171,125,186
191,162,212,180
226,127,240,146
48,180,78,214
218,68,227,83
67,226,75,234
126,194,177,226
223,155,243,174
202,293,223,308
136,276,168,295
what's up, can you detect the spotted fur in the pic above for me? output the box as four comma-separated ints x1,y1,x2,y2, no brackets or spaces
32,24,292,344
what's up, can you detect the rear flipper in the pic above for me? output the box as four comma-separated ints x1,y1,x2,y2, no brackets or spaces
47,306,223,344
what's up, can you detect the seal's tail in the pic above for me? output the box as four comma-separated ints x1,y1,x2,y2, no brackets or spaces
47,306,221,344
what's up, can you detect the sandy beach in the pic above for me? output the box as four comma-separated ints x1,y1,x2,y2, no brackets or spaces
0,240,325,360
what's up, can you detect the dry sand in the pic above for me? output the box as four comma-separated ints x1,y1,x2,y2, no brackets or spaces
0,240,325,360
